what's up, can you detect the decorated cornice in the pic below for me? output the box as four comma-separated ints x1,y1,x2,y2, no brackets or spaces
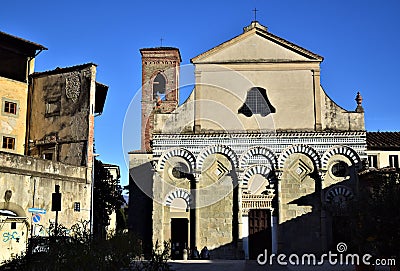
152,131,366,139
148,130,367,172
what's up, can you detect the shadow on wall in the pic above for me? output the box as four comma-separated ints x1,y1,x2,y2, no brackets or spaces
128,162,154,258
200,175,357,259
128,162,359,260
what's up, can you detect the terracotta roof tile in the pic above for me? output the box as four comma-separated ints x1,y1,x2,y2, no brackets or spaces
30,63,97,77
0,31,47,50
367,132,400,150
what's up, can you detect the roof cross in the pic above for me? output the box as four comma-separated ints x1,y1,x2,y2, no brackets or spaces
252,8,259,21
160,37,164,47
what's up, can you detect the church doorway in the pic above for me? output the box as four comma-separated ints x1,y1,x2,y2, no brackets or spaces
171,218,188,259
248,209,272,259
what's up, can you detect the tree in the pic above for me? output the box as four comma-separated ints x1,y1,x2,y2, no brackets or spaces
93,159,125,239
350,168,400,260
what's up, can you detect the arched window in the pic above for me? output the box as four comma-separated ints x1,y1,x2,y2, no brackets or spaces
238,87,276,117
153,73,166,99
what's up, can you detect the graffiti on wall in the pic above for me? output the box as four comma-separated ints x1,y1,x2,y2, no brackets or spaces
3,231,21,242
34,224,71,237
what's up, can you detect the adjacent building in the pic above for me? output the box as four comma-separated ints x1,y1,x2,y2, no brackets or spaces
0,31,46,155
0,31,108,261
366,132,400,169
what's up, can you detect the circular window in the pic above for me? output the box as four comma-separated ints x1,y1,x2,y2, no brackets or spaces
331,161,348,177
171,162,189,179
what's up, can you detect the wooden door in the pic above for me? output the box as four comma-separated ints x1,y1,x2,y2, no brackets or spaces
249,209,271,259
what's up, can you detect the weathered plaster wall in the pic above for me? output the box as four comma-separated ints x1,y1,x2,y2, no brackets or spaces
0,218,29,262
321,89,365,131
28,66,95,167
154,90,195,134
0,151,90,261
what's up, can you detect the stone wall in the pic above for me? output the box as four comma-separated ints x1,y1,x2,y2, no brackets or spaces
155,152,241,259
196,154,237,258
278,153,360,254
278,153,319,253
0,151,90,262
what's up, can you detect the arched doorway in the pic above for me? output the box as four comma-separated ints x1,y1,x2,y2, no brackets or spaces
169,197,189,260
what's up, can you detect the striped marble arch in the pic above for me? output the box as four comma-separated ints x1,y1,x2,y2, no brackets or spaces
157,148,196,172
278,144,321,169
164,188,191,207
242,164,272,186
321,145,361,169
197,144,238,170
239,146,277,169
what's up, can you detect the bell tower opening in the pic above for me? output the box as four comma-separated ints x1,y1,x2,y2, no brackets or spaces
153,73,166,100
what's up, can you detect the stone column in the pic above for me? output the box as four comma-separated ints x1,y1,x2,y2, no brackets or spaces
241,210,249,260
319,171,327,252
237,183,244,258
271,210,278,254
238,185,243,240
275,171,284,251
189,173,200,249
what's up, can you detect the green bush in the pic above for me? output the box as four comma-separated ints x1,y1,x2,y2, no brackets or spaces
0,221,171,271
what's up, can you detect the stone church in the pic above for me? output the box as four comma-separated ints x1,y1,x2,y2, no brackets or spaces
129,21,366,259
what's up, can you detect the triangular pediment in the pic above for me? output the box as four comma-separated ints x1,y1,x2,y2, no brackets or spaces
191,22,323,64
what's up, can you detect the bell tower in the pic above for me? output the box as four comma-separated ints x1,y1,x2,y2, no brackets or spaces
140,47,181,151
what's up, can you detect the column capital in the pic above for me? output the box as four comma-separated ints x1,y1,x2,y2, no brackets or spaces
318,170,327,181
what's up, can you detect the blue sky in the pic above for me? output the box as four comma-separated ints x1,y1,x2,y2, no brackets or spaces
2,0,400,189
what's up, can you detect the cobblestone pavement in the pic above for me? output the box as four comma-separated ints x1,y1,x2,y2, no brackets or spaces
169,260,391,271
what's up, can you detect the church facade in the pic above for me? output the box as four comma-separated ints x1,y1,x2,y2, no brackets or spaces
129,21,366,259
